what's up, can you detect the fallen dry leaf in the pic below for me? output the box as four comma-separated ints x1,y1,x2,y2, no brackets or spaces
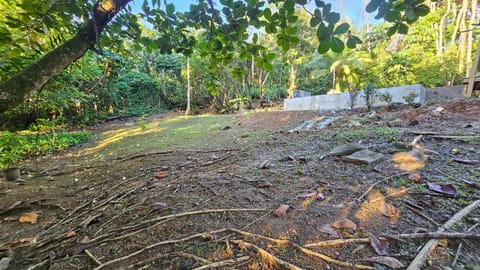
62,231,77,239
256,181,273,188
463,179,479,188
273,205,290,217
19,212,38,224
79,215,100,227
409,172,422,183
154,171,168,179
151,202,168,210
331,219,357,232
379,202,397,218
363,256,405,269
392,151,425,172
369,233,389,256
427,182,458,197
320,224,339,238
297,191,318,199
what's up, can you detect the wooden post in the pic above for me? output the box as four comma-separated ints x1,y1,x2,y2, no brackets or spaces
465,38,480,97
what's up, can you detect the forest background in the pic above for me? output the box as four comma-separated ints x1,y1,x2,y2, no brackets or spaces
0,0,476,129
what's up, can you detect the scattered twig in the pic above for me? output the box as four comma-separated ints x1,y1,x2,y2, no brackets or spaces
94,229,228,270
429,135,480,141
452,158,480,165
232,239,304,270
408,131,440,136
200,155,230,166
85,249,102,266
26,259,49,270
305,232,480,248
229,228,375,269
403,203,440,226
173,251,211,265
191,255,250,270
407,200,480,270
452,222,480,267
353,172,410,204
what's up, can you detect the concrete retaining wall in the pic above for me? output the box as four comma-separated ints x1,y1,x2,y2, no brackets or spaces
284,84,426,111
425,85,465,102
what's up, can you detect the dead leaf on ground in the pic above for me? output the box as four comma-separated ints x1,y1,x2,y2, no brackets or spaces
151,202,168,210
61,231,77,239
409,172,422,183
297,191,318,199
330,219,357,232
373,164,383,173
369,233,389,256
379,202,397,218
392,151,425,172
320,224,339,238
256,181,273,188
19,212,39,224
79,214,100,227
65,243,96,256
154,171,168,179
362,256,405,269
273,205,290,217
463,179,479,188
427,182,458,197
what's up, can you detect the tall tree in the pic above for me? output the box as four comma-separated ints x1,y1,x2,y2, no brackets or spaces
0,0,433,114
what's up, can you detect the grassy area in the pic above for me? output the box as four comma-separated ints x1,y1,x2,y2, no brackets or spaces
83,114,264,159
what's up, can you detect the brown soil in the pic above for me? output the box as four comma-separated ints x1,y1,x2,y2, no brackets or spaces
1,99,479,270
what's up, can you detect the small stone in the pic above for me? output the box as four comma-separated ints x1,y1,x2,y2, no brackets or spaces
451,148,461,155
387,119,403,127
342,149,385,165
329,144,366,156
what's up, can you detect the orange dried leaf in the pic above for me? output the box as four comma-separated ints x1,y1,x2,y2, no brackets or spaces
273,205,290,217
392,152,425,172
19,212,38,224
409,172,422,183
363,256,405,269
154,171,168,179
331,219,357,231
62,231,77,239
380,202,397,217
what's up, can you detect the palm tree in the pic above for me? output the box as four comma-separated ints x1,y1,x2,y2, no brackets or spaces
306,50,372,92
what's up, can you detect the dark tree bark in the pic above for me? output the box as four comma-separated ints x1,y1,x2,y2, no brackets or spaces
0,0,132,114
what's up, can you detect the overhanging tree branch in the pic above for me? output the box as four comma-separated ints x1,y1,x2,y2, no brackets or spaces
0,0,132,114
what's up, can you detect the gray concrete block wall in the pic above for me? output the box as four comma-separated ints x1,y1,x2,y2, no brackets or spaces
283,84,426,111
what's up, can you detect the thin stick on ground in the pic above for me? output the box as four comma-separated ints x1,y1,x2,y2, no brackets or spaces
305,232,480,248
229,228,375,269
191,255,250,270
85,249,102,266
87,208,266,244
232,240,304,270
407,200,480,270
452,222,480,267
352,172,411,205
403,203,440,227
94,229,229,270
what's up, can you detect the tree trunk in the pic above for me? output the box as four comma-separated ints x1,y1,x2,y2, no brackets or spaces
451,0,467,44
466,0,478,75
438,0,451,58
0,0,132,114
458,0,469,74
185,57,192,116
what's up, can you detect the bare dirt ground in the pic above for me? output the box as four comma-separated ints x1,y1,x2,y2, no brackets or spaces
1,99,479,270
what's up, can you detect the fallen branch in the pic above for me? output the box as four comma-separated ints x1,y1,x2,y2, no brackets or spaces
191,255,250,270
305,232,480,248
232,240,304,270
452,222,479,267
429,135,480,141
173,252,211,265
88,208,266,244
452,158,480,165
407,200,480,270
94,229,228,270
230,228,375,269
